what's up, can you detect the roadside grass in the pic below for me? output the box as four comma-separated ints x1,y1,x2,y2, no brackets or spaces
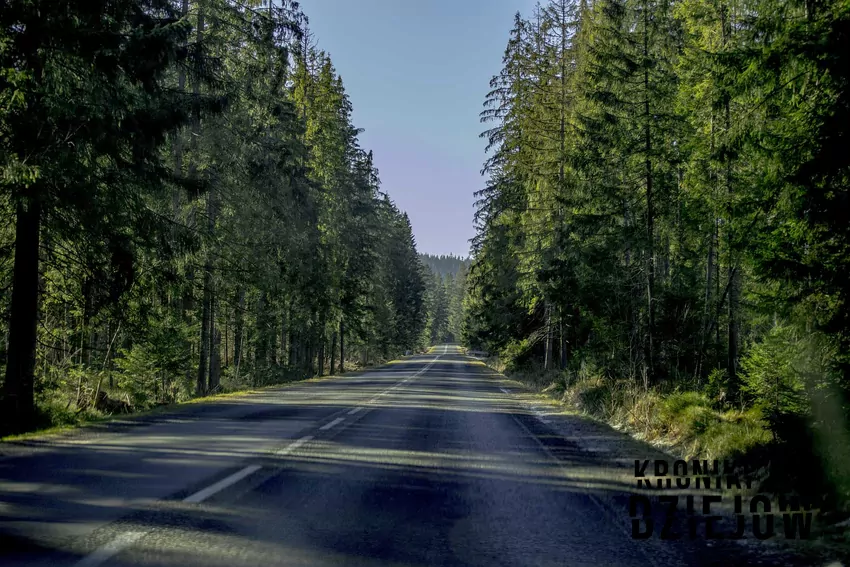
1,353,418,444
486,357,771,474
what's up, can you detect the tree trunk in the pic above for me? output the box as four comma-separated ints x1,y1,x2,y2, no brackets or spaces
643,2,656,382
210,328,221,393
280,307,288,367
289,333,298,369
559,309,568,370
197,180,215,397
543,304,553,371
318,340,325,377
722,3,739,398
256,291,267,372
329,331,337,375
81,277,94,368
2,199,41,433
234,287,245,369
197,277,211,397
207,292,216,391
696,215,716,381
269,309,278,367
339,319,345,373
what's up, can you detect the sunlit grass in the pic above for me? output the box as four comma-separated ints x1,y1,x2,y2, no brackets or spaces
0,367,378,444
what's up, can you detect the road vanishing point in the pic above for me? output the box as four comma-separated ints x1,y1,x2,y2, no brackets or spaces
0,345,809,566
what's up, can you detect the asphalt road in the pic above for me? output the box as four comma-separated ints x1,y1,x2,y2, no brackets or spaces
0,345,824,566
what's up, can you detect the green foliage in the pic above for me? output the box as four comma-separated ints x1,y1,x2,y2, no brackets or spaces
705,368,729,406
420,259,467,347
419,254,469,277
467,0,850,508
740,323,808,439
0,0,427,435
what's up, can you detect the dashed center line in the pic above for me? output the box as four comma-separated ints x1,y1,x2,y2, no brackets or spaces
278,435,313,455
183,465,262,504
74,531,147,567
74,356,444,567
319,417,345,431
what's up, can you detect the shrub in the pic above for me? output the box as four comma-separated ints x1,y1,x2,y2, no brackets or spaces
740,323,808,442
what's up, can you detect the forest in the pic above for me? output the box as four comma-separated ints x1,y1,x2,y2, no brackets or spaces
0,0,429,436
463,0,850,511
420,253,469,344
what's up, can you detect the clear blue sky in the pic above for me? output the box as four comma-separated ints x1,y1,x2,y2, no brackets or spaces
300,0,536,258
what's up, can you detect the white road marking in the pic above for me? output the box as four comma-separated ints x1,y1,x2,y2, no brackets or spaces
72,357,447,567
185,433,313,505
183,464,262,504
319,417,345,431
74,531,147,567
500,387,509,394
278,435,313,455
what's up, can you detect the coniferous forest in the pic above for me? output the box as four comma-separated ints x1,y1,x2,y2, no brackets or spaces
420,254,469,345
3,0,850,523
463,0,850,508
0,0,428,435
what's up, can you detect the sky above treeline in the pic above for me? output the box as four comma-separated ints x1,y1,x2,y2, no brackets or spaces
301,0,537,258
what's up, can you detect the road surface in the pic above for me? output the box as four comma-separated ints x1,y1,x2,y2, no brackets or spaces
0,345,820,566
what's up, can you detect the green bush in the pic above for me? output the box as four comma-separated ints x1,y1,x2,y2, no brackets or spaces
705,368,728,407
500,338,532,370
740,323,808,442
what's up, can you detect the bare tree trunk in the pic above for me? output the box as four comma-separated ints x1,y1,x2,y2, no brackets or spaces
317,340,325,377
197,267,211,396
269,308,278,367
329,331,337,375
722,2,739,398
280,307,287,367
207,293,216,391
643,0,656,382
559,308,568,370
696,217,716,381
233,287,245,369
339,319,345,373
543,304,553,371
255,291,267,373
3,198,41,433
210,328,221,393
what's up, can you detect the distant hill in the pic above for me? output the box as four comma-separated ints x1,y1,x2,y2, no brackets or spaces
419,253,470,277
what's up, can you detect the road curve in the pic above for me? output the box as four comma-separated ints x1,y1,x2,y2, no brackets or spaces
0,345,815,566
